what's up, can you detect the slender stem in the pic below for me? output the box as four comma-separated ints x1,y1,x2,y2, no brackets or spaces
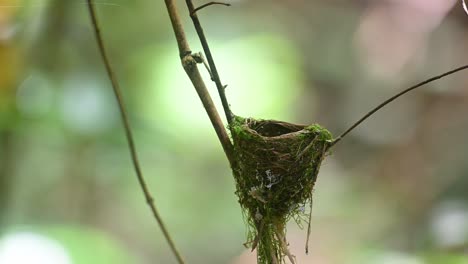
164,0,234,165
330,64,468,147
86,2,185,263
185,0,233,125
164,0,191,57
191,2,231,15
305,196,313,254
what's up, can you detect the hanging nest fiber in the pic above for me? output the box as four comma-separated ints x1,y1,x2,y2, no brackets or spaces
231,116,333,264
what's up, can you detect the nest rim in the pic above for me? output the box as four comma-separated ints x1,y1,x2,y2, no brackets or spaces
233,116,333,143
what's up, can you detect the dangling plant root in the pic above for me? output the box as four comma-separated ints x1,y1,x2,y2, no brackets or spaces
231,116,332,263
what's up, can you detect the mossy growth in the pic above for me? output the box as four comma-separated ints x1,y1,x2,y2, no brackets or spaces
230,115,333,264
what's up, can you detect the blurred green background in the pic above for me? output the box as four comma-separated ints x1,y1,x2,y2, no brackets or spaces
1,0,468,263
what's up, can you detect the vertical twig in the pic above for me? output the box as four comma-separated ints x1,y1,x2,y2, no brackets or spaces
164,0,234,165
185,0,233,125
86,1,185,263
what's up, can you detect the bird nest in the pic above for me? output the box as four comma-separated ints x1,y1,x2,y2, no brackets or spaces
231,116,333,264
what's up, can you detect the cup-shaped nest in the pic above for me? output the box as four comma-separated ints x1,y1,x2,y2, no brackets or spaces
231,116,332,263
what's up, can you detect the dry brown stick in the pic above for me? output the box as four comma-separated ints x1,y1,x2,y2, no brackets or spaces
185,0,233,125
86,1,185,263
164,0,234,165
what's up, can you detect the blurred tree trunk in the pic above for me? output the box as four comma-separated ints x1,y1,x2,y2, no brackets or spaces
0,2,22,227
0,129,14,227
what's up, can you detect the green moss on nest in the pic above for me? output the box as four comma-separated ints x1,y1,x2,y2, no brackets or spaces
230,116,332,264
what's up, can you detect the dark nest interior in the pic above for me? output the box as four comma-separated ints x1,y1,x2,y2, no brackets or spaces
231,115,333,264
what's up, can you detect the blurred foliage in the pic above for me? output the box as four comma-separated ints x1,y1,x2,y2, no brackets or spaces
0,0,468,263
135,34,302,137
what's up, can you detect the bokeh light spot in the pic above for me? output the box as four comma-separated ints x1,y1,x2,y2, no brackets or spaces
0,232,72,264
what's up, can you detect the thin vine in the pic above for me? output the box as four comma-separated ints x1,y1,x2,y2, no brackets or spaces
184,0,233,125
86,1,185,263
331,64,468,147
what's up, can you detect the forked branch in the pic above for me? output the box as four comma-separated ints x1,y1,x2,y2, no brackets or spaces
164,0,234,165
331,64,468,147
86,1,185,263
